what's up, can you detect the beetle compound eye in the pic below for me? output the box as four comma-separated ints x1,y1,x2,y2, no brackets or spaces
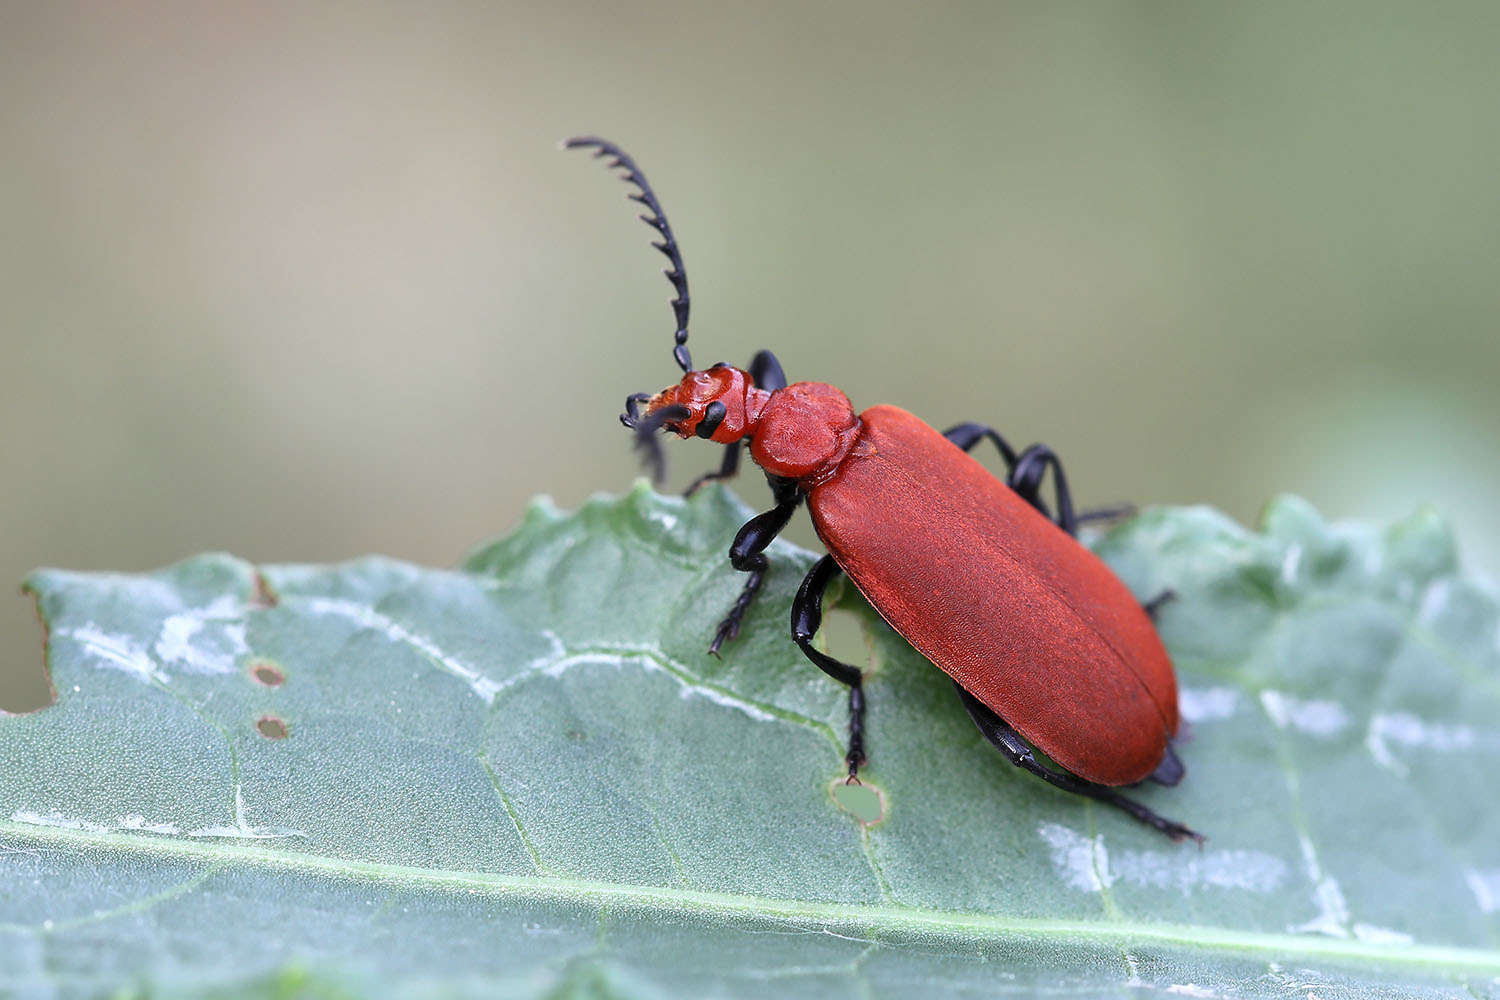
696,401,727,439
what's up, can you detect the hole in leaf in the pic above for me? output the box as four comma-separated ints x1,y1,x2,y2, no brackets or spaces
249,659,285,687
831,778,886,825
256,715,289,739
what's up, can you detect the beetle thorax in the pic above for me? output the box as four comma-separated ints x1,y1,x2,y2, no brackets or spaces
749,382,861,485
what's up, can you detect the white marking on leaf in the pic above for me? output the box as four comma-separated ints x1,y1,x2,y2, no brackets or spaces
1280,545,1303,585
116,815,181,835
1039,823,1112,892
1261,690,1349,738
1288,832,1349,937
1415,579,1450,626
58,625,168,684
1352,923,1413,945
188,785,303,839
1465,868,1500,913
305,597,501,703
536,651,778,723
1366,712,1490,778
647,510,679,532
1039,823,1286,895
12,795,301,840
1179,686,1239,723
153,596,248,675
11,810,111,833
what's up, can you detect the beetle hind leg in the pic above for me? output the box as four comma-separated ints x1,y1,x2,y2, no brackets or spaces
791,555,867,778
952,683,1201,843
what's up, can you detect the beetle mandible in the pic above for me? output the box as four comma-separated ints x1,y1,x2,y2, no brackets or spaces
567,137,1198,842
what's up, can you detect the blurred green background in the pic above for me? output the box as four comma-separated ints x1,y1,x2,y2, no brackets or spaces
4,2,1498,713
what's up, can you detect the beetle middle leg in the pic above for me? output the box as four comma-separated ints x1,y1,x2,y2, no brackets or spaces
951,682,1201,842
790,554,867,779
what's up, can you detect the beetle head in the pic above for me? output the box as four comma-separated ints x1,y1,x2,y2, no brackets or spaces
620,365,764,483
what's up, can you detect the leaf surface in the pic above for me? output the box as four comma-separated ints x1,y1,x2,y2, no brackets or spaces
3,485,1499,998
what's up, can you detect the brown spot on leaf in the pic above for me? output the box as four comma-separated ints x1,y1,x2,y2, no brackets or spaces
256,715,289,739
249,659,285,687
250,569,279,609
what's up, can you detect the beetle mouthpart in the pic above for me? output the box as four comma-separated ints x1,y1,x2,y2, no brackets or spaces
630,403,690,484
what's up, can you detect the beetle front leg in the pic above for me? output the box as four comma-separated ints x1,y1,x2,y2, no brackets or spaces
791,555,867,779
708,496,801,656
951,682,1201,842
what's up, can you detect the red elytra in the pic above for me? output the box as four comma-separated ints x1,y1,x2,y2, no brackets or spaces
808,403,1178,787
568,137,1196,840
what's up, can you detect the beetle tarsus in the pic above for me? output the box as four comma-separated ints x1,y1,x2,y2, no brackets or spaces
846,685,867,776
708,603,748,656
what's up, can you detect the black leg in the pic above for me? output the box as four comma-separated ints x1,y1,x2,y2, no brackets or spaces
943,423,1019,470
1142,589,1176,621
1007,444,1078,536
952,682,1200,842
790,555,867,778
943,424,1072,531
945,424,1136,536
748,349,787,391
709,493,802,656
1074,501,1136,525
1147,742,1185,787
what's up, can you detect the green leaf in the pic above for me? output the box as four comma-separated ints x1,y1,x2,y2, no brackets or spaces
4,484,1498,998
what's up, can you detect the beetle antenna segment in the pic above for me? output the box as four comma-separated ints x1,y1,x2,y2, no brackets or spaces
565,137,693,373
630,403,690,484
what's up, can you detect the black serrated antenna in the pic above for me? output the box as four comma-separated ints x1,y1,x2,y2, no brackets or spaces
566,137,693,372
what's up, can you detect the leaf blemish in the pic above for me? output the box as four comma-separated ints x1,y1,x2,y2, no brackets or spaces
1039,823,1288,895
250,568,279,609
304,597,502,703
831,778,887,826
249,659,285,687
256,715,289,739
153,596,248,676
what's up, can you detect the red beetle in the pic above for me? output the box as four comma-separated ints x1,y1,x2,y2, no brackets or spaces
568,137,1197,841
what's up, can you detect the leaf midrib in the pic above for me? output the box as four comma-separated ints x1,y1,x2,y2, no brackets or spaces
5,819,1497,974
